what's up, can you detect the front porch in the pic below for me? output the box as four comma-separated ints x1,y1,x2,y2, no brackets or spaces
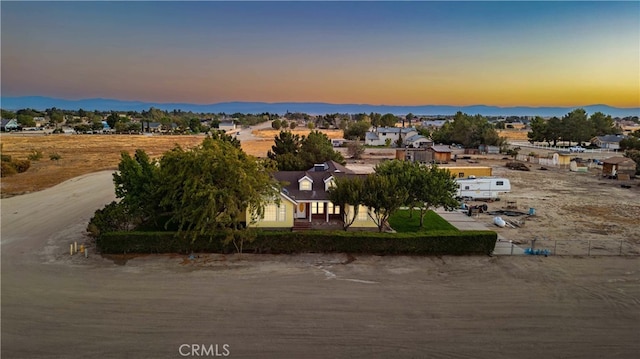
292,200,344,231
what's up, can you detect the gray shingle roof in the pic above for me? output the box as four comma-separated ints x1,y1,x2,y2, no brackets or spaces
274,162,361,201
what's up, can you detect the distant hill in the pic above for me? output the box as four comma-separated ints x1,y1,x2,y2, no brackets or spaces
1,96,638,117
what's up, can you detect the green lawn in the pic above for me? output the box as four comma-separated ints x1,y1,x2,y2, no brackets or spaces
389,209,459,233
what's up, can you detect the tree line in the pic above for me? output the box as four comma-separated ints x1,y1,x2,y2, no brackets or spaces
527,109,619,146
343,111,505,149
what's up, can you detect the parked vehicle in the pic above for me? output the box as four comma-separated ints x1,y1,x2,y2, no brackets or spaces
569,146,585,153
456,176,511,201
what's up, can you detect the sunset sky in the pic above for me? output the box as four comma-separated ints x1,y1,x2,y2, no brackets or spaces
1,1,639,107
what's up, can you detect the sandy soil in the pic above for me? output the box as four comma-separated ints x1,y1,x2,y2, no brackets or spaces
340,150,640,252
2,171,639,358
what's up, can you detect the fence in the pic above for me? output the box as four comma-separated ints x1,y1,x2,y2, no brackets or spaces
510,141,619,154
499,239,640,256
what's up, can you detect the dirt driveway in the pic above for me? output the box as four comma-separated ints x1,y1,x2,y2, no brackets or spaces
2,170,640,358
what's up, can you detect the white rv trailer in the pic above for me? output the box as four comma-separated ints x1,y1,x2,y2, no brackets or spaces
455,176,511,200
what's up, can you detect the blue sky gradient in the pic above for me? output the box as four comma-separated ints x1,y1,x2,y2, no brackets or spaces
2,1,638,107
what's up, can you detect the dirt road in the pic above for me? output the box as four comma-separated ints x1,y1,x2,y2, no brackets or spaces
2,171,639,358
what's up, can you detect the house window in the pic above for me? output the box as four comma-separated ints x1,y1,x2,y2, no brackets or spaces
357,205,368,221
465,186,470,190
263,203,286,221
311,202,325,214
458,172,464,178
496,181,504,186
299,179,312,191
327,202,340,214
325,178,335,191
263,204,277,221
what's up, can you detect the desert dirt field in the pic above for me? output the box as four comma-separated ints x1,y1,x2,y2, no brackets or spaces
2,171,639,358
469,158,640,245
0,132,284,196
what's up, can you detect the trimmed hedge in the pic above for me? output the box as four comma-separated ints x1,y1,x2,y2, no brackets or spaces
97,230,497,256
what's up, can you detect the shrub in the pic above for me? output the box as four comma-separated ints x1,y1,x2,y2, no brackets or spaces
87,201,137,238
11,159,31,173
97,230,497,256
50,153,62,161
1,161,17,177
1,154,12,162
28,150,43,161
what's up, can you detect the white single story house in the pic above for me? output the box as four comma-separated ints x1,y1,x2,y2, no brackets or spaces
590,135,624,150
364,127,418,147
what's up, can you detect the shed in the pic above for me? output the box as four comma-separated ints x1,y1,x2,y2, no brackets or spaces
479,145,500,154
403,148,433,163
442,166,493,178
602,157,636,178
428,145,452,164
553,152,573,167
570,161,588,173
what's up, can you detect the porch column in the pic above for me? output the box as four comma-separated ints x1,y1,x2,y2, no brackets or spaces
325,202,329,223
308,202,312,223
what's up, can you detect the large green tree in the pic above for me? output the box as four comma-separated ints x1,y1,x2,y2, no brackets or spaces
268,131,305,171
327,176,364,231
157,137,280,238
299,131,346,168
343,120,371,140
103,136,280,239
268,130,345,171
431,112,502,148
562,109,590,145
113,149,162,224
589,112,619,136
361,173,408,232
375,160,459,227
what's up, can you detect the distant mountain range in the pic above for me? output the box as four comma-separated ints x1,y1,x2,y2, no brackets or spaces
1,96,638,118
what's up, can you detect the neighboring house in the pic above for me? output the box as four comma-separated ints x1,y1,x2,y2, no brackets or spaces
1,119,20,132
147,122,163,133
364,127,418,146
33,117,47,128
245,161,377,231
404,134,433,148
602,157,636,178
590,135,624,150
428,145,452,163
218,120,236,132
